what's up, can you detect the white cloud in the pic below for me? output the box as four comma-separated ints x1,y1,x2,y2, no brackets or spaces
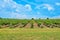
4,0,10,2
36,4,54,11
51,15,60,19
35,6,41,9
56,2,60,6
0,0,32,19
43,4,54,11
24,4,32,11
11,12,27,19
37,12,41,14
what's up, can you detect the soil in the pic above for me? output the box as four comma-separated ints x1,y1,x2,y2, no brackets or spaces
33,22,39,28
24,23,31,28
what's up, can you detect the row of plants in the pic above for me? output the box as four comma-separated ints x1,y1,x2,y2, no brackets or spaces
0,18,60,28
36,19,60,28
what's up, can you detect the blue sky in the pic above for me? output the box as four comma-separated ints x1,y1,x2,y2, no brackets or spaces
0,0,60,19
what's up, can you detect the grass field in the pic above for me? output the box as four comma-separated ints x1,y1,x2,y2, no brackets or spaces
0,18,60,40
0,28,60,40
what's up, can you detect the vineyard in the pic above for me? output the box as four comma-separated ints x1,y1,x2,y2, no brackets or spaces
0,18,60,28
0,18,60,40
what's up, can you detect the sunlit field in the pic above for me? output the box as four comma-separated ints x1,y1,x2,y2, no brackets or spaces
0,18,60,40
0,0,60,40
0,28,60,40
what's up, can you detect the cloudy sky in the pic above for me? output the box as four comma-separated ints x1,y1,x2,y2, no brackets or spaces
0,0,60,19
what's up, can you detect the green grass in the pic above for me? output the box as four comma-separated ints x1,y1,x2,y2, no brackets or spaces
0,28,60,40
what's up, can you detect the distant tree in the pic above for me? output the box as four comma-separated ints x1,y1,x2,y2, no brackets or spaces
32,18,34,20
47,18,49,20
39,18,41,20
0,17,2,19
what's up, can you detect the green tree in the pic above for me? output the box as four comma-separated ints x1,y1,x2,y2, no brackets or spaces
47,18,49,20
0,17,2,19
32,18,34,20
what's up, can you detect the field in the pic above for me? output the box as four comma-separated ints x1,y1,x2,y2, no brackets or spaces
0,18,60,40
0,18,60,28
0,28,60,40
